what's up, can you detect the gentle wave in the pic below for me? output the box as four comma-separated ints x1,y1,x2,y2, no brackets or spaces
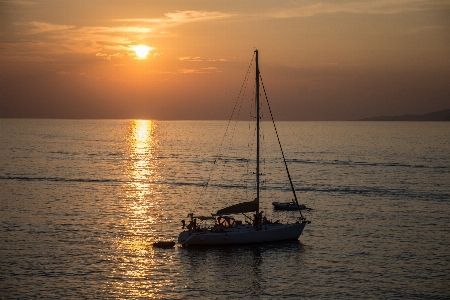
296,185,450,201
0,175,124,183
2,175,447,201
288,158,449,170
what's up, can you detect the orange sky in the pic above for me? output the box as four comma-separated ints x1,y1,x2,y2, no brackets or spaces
1,0,449,120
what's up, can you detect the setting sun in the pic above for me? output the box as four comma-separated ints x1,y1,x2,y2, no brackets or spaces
133,45,151,58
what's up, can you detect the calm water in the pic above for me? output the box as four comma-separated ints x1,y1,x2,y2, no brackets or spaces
1,119,449,299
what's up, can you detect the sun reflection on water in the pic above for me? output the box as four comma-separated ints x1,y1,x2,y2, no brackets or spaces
129,120,156,207
105,120,174,298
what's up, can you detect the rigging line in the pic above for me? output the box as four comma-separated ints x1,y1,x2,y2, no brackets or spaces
259,73,304,218
200,53,256,197
231,59,252,134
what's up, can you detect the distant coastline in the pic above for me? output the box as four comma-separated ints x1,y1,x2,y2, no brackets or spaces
357,109,450,121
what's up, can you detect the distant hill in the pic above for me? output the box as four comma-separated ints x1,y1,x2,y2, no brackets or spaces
357,109,450,121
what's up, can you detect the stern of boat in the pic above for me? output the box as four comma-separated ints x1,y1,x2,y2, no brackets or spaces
178,231,190,244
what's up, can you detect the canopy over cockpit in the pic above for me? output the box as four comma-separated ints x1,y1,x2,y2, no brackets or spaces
213,201,258,216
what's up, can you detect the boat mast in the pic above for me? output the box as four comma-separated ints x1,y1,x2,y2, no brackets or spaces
255,49,260,214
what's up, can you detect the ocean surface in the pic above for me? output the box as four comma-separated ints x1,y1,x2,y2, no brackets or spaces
1,119,449,299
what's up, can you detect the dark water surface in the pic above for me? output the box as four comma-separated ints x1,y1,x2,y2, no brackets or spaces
1,119,449,299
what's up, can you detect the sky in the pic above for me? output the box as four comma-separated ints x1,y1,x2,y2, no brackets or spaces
0,0,449,120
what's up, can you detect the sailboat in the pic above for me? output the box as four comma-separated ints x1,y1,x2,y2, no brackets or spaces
178,50,310,246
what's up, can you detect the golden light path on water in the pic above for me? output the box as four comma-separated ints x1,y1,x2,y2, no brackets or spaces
106,120,173,298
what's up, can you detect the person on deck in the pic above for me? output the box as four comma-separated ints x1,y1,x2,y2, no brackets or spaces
258,211,263,229
253,213,259,230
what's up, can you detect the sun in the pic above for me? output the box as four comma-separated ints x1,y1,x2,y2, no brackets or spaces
133,45,151,58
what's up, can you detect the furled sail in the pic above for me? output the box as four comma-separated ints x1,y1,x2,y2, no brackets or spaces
214,201,258,215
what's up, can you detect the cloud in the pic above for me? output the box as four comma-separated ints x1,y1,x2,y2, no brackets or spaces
1,0,36,5
97,26,152,34
0,40,39,44
178,69,199,74
179,56,202,61
95,52,125,60
178,56,227,62
404,25,445,34
28,22,75,34
5,23,152,59
116,10,231,28
4,10,230,61
270,0,450,18
177,67,220,74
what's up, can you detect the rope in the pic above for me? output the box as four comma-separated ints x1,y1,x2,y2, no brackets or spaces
259,73,303,218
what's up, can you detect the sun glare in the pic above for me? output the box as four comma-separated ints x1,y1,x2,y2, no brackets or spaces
133,45,151,58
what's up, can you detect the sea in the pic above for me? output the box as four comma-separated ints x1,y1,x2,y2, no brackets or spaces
0,119,449,299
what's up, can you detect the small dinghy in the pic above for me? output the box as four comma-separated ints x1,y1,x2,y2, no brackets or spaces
272,201,309,211
152,240,176,248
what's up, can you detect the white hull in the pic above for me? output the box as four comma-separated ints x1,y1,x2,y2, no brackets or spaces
178,222,307,246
